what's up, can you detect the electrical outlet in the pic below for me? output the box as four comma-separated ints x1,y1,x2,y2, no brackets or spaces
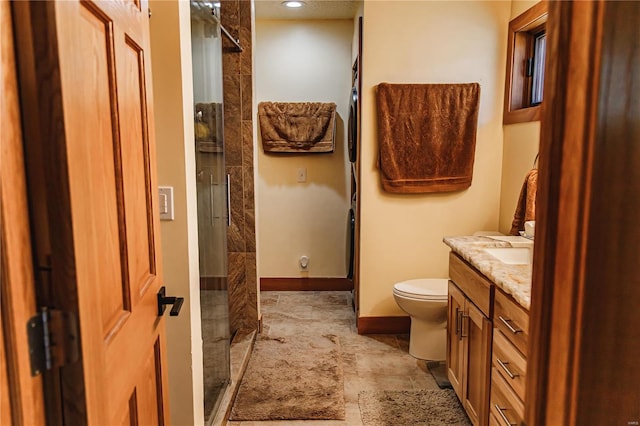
297,167,307,183
299,255,309,271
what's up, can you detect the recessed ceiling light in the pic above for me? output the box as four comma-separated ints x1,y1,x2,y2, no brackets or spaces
282,1,305,8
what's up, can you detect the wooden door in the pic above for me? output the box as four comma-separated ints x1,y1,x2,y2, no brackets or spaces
463,302,491,426
447,281,465,400
1,1,47,424
0,313,11,425
12,1,170,424
527,1,640,424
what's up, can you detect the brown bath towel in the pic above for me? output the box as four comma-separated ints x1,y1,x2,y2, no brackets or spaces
258,102,336,153
510,169,538,236
376,83,480,193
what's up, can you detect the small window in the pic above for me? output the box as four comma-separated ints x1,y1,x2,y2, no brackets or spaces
503,2,548,124
531,31,546,105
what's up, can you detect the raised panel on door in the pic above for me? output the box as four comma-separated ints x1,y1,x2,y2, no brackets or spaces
464,302,492,426
13,0,169,423
118,33,157,304
447,281,465,400
112,337,164,426
61,0,130,341
135,338,164,425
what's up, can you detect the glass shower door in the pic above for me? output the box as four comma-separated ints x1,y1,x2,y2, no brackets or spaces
190,1,230,421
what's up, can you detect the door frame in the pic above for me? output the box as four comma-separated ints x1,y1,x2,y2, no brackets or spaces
4,0,639,424
10,2,89,423
1,1,46,424
527,1,640,424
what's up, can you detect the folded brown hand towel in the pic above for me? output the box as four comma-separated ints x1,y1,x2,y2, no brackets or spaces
258,102,336,153
376,83,480,193
510,169,538,236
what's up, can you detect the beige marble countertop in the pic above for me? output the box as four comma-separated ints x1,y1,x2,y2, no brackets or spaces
443,236,532,310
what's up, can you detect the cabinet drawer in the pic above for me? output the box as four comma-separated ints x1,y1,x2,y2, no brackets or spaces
492,329,527,401
494,288,529,355
490,368,524,426
489,412,502,426
449,252,493,318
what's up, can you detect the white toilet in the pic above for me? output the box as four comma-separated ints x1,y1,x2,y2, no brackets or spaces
393,278,449,360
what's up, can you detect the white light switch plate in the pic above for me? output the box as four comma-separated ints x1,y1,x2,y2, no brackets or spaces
158,186,174,221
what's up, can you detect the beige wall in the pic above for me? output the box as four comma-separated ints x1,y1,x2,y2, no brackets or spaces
510,0,541,19
358,1,511,317
149,1,204,424
255,20,354,278
498,0,542,234
352,1,363,62
498,122,540,233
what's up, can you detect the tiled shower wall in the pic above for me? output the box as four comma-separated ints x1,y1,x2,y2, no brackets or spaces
221,0,257,334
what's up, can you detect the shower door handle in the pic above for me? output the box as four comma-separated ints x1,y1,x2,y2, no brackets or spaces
226,174,231,227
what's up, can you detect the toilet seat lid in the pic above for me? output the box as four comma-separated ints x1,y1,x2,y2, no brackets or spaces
393,279,448,300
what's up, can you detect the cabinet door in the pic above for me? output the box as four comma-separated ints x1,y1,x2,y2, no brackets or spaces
463,301,492,426
488,412,502,426
447,281,466,400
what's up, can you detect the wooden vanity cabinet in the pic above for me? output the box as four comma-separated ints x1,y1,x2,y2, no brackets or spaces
447,251,531,426
447,282,465,397
489,411,502,426
447,253,494,426
490,369,524,425
494,288,529,356
490,288,529,426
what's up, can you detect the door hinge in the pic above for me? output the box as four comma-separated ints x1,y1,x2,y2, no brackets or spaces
27,308,80,376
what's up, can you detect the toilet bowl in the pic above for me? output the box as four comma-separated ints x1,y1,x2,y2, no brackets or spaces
393,278,449,360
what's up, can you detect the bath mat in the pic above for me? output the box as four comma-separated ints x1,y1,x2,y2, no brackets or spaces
358,389,470,426
427,361,453,389
229,334,345,421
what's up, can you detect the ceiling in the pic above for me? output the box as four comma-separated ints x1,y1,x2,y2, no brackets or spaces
254,0,360,20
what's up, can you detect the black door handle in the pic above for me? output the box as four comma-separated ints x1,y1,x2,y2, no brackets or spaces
157,286,184,317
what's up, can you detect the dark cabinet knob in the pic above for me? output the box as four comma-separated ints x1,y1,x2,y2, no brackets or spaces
157,286,184,317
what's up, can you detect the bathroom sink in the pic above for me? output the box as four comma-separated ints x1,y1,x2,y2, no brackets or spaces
483,247,532,265
487,236,534,249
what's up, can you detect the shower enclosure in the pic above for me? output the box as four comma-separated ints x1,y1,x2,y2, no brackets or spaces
190,2,230,420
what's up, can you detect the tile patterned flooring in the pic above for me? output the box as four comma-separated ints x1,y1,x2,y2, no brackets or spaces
226,291,440,425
